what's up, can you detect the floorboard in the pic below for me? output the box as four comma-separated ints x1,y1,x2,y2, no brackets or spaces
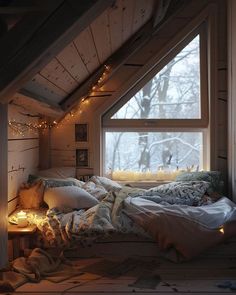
8,238,236,295
12,250,236,295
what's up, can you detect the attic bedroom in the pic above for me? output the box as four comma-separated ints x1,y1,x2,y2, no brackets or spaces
1,0,236,293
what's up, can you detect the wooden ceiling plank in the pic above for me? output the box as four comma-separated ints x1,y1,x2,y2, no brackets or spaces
108,0,123,53
73,27,100,74
132,0,153,33
143,0,155,25
90,10,112,64
56,42,89,83
0,0,113,103
61,19,153,112
39,58,78,93
61,0,200,114
24,74,67,103
122,0,135,43
153,0,172,27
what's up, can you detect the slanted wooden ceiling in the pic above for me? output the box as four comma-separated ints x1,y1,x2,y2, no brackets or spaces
0,0,189,118
22,0,155,105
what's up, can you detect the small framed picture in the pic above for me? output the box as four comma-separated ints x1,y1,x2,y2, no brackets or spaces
76,148,89,167
75,123,88,142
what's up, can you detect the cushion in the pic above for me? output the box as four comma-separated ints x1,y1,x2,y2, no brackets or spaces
175,171,224,193
143,181,211,206
90,176,122,191
28,175,78,188
82,181,108,201
19,180,45,209
66,177,85,188
44,186,99,211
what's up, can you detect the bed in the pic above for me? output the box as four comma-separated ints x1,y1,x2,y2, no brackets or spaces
12,169,236,262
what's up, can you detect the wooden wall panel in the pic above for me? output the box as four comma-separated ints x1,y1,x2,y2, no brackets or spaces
228,0,236,200
214,0,228,192
0,104,8,269
8,104,39,214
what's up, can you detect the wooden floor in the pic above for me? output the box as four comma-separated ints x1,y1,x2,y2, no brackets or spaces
12,239,236,295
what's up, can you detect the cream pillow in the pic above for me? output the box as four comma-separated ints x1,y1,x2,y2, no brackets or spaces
90,176,122,191
44,186,99,211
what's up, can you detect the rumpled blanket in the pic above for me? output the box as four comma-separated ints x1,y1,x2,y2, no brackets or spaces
0,248,80,292
31,183,236,262
34,186,150,248
123,196,236,261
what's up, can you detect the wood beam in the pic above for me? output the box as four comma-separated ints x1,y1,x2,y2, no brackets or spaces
0,103,8,269
0,0,113,103
19,88,62,110
13,91,64,118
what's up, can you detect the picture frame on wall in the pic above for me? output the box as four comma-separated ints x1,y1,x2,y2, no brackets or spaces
75,123,88,142
76,148,89,167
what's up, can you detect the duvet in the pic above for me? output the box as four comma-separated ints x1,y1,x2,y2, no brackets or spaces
33,183,236,261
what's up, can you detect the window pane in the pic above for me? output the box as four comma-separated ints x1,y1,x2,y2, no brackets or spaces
105,131,203,181
112,35,200,119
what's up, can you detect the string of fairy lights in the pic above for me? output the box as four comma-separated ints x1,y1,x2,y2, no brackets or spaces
8,64,111,135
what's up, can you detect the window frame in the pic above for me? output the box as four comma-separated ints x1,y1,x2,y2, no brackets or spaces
101,23,210,178
103,24,208,129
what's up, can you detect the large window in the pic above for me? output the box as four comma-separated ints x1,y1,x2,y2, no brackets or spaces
103,27,209,182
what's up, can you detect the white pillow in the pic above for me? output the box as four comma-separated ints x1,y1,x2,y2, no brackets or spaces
44,186,99,211
90,176,122,191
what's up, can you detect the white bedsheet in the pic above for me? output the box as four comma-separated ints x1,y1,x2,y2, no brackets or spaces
124,196,236,229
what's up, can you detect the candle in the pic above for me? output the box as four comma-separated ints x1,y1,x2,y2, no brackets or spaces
17,210,28,227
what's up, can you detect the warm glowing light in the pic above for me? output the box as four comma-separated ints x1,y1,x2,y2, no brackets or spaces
219,227,224,234
17,210,28,227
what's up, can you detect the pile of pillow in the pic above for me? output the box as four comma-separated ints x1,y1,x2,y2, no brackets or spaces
175,170,224,194
19,169,224,212
137,170,224,206
19,173,123,212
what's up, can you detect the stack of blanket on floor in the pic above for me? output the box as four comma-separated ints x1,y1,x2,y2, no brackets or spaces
14,171,236,262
